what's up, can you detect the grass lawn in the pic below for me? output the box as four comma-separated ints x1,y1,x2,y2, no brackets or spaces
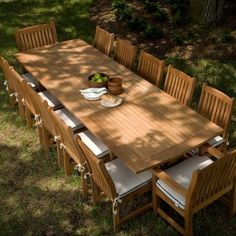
0,0,236,235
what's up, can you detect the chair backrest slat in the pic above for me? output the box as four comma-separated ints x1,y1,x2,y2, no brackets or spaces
198,83,235,138
163,65,196,106
93,25,114,56
114,38,137,70
15,21,57,51
137,51,165,87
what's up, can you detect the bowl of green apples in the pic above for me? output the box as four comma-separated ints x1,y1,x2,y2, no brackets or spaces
88,73,109,88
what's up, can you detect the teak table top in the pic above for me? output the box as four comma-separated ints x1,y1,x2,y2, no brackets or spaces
15,39,223,173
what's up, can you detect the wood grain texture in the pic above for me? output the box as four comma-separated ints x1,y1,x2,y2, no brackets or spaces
15,21,57,52
93,25,114,56
137,51,165,87
198,83,235,139
15,39,223,173
114,38,137,70
164,65,196,106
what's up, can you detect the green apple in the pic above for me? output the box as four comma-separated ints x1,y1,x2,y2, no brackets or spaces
91,76,97,82
96,78,104,83
94,73,101,79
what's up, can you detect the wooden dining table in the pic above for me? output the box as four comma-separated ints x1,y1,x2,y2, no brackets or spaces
15,39,223,173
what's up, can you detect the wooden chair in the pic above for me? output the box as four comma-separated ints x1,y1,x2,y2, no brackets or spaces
1,56,39,108
198,83,235,150
163,65,196,106
9,68,52,147
49,108,89,196
76,135,153,233
15,20,57,52
51,108,110,169
153,148,236,236
49,108,110,198
19,70,67,151
9,64,61,127
114,38,137,70
38,98,85,163
137,51,165,87
93,25,115,56
0,57,17,107
9,67,27,120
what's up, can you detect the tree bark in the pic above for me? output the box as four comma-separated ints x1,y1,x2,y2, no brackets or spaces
189,0,224,24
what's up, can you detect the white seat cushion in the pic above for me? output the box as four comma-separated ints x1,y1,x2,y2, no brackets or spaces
21,73,38,89
38,90,61,108
55,108,84,129
106,158,152,198
208,135,224,147
156,155,213,210
78,130,109,158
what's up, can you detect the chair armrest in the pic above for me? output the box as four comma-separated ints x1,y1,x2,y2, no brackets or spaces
207,146,225,159
152,168,187,197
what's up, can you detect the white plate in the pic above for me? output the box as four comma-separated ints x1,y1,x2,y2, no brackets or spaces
80,87,107,94
101,97,123,107
82,91,107,101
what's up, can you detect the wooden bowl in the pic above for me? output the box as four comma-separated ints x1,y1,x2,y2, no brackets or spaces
108,77,123,95
88,73,108,88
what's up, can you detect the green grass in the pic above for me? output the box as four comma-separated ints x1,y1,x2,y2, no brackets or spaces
0,0,236,235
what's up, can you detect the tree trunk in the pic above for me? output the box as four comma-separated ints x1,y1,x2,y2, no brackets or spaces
189,0,224,24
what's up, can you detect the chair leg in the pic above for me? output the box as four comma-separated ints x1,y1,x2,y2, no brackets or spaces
18,98,26,120
42,126,51,152
56,141,64,167
230,182,236,215
113,206,121,233
63,150,73,176
25,107,33,128
38,126,44,147
184,213,193,236
81,173,89,200
91,181,100,205
152,179,159,215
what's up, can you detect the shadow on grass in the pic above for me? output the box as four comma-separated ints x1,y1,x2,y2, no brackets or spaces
0,142,88,235
0,0,94,59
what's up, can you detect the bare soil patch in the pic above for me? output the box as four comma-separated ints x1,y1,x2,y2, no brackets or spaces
90,0,236,60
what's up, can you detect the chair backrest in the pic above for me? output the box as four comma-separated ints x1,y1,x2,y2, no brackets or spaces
10,67,25,96
137,51,165,87
187,150,236,211
163,65,196,106
76,136,117,200
24,82,56,135
114,38,137,70
0,57,9,84
198,83,235,139
15,20,57,52
21,79,37,115
0,56,5,73
38,99,57,137
49,108,84,164
1,58,15,91
93,25,115,56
